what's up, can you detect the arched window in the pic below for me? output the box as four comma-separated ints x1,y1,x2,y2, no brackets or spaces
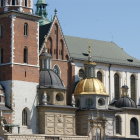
24,23,28,36
54,24,58,59
79,69,85,79
12,0,16,5
22,108,28,126
130,75,136,102
97,71,102,82
130,118,138,135
23,47,28,63
96,128,101,140
116,116,121,134
0,0,4,7
0,25,3,38
53,65,60,76
0,48,3,64
24,0,27,7
48,37,52,55
44,58,51,69
114,73,120,100
60,40,64,60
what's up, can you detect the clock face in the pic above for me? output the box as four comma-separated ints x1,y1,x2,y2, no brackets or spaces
98,98,105,106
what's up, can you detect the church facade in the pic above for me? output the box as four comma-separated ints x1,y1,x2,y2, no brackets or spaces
0,0,140,139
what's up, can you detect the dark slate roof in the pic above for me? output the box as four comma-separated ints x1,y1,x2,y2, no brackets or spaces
64,35,140,67
0,105,11,111
0,84,4,90
39,69,65,89
39,22,52,49
115,96,136,108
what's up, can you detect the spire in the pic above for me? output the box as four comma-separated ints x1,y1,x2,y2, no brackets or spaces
35,0,50,25
54,9,57,15
83,46,96,78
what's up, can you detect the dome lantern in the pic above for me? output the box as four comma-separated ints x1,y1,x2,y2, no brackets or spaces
83,46,96,78
121,85,129,97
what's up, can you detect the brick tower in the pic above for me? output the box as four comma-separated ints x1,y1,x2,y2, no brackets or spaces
0,0,40,134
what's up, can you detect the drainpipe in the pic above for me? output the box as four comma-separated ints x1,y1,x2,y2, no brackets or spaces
109,64,112,102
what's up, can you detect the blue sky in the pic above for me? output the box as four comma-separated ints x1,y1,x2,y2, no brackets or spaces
34,0,140,59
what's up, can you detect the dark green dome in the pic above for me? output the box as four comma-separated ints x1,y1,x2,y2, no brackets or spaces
115,96,136,108
39,69,65,89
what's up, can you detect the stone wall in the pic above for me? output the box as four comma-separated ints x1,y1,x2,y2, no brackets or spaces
37,106,76,136
2,134,89,140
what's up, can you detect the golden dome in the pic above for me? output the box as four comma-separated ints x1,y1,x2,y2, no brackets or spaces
74,78,108,95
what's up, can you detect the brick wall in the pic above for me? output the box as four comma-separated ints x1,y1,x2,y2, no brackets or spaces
43,19,75,105
0,15,39,83
0,17,11,63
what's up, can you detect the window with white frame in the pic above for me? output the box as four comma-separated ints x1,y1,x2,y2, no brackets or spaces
23,47,28,63
130,117,138,136
115,116,121,135
114,73,120,100
22,108,28,126
130,75,136,102
24,23,28,36
97,71,103,82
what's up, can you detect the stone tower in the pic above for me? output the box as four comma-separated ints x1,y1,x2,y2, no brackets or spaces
0,0,40,134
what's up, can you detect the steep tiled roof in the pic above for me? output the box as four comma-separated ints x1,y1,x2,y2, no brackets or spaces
65,35,140,67
39,22,52,49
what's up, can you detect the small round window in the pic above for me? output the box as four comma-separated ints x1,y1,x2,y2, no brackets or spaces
56,93,64,101
98,98,105,106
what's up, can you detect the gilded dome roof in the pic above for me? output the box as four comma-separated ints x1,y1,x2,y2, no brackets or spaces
74,78,108,95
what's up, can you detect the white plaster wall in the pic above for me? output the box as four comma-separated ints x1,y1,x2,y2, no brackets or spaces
0,80,38,134
116,112,140,138
74,61,140,105
12,80,38,134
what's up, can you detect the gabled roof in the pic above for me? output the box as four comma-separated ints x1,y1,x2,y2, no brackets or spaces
39,22,52,49
65,35,140,67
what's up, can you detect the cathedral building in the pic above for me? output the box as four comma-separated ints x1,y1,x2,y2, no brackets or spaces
0,0,140,139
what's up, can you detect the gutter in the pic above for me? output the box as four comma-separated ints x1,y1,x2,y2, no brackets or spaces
109,64,112,102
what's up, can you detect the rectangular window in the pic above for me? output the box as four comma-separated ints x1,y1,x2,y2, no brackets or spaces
0,48,3,64
0,25,3,38
0,0,4,7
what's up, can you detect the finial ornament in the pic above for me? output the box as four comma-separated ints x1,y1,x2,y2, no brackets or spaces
88,46,92,62
42,91,48,105
72,94,75,107
54,9,57,15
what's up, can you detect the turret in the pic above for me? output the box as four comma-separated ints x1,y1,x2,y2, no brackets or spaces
35,0,50,25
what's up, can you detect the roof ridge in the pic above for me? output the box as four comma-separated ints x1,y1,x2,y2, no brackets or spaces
64,35,115,44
